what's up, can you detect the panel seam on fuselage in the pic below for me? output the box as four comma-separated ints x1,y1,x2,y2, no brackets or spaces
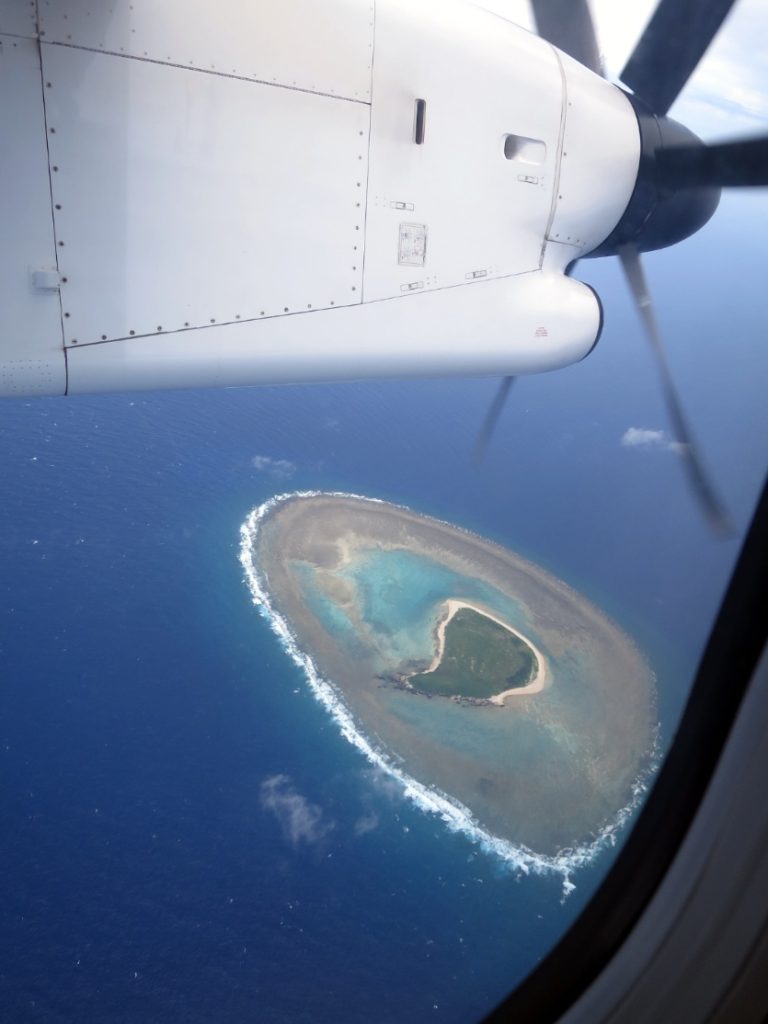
38,39,373,107
539,46,569,269
36,35,69,395
65,268,545,349
360,0,377,303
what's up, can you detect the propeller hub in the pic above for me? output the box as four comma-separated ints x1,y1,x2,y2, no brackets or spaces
588,95,721,258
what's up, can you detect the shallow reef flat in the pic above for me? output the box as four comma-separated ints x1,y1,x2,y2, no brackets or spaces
249,493,657,861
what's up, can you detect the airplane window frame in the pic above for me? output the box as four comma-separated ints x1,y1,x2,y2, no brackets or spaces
481,473,768,1022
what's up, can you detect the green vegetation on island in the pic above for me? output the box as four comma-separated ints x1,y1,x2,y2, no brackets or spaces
411,608,537,699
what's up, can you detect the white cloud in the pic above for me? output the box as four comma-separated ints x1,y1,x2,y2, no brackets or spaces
597,0,768,135
259,775,334,848
353,812,380,837
361,766,404,803
621,427,686,454
671,10,768,136
251,454,296,480
478,1,768,135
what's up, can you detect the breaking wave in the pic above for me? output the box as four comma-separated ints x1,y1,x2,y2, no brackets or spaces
239,491,660,897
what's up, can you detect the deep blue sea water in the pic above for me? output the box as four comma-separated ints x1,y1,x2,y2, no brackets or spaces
2,193,766,1023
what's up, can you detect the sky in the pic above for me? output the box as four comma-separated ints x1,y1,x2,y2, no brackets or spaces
476,0,768,135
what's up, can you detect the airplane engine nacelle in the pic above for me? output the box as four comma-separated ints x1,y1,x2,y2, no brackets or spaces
63,272,603,394
2,0,611,399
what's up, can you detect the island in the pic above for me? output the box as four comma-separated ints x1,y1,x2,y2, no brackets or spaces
406,599,544,702
240,492,658,874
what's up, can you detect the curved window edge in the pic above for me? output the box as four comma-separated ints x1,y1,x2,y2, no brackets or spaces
482,473,768,1023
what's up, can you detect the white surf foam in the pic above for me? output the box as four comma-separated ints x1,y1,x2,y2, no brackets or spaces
239,490,660,897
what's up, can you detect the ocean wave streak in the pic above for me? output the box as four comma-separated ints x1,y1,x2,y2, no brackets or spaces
239,490,660,897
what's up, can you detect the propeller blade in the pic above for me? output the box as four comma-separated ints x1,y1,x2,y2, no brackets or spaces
659,134,768,189
618,246,734,535
530,0,603,76
473,377,515,464
620,0,736,115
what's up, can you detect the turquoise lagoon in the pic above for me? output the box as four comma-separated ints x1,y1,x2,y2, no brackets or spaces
302,547,533,672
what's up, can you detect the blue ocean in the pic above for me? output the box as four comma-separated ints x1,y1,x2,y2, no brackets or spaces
2,197,766,1022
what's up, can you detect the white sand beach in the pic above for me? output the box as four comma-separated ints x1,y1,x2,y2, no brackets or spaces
418,598,549,702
